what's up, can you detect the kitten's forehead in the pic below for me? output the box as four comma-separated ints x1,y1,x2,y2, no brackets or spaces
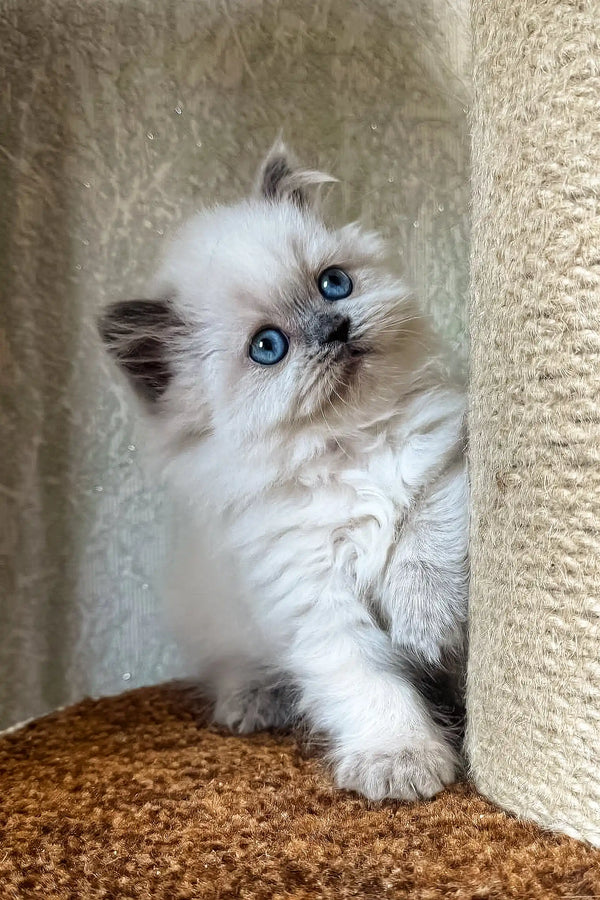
190,201,330,272
156,199,378,316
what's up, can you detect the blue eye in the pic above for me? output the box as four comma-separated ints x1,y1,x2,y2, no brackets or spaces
249,328,289,366
318,267,353,301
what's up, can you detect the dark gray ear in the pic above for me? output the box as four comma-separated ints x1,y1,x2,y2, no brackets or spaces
98,299,187,404
257,141,336,208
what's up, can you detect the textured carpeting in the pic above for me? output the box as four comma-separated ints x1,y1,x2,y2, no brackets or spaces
1,684,599,899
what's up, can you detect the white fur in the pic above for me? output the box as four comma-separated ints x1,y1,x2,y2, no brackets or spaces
102,148,469,800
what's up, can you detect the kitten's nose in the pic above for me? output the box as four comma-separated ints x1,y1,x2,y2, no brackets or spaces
316,313,350,345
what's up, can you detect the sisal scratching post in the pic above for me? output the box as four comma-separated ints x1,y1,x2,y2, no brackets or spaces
467,0,600,845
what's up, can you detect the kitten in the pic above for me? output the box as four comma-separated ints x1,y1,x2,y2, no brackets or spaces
99,144,469,801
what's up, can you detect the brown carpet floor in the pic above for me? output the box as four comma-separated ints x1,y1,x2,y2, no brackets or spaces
1,684,599,899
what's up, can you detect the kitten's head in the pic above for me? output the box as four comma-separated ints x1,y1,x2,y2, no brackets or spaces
99,144,431,447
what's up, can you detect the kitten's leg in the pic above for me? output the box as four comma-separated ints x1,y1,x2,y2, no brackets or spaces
166,518,295,733
379,463,469,742
279,587,458,801
382,462,469,665
212,670,296,733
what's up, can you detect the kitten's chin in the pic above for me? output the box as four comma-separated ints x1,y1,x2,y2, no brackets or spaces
311,350,374,421
324,343,422,425
295,341,415,429
331,354,366,405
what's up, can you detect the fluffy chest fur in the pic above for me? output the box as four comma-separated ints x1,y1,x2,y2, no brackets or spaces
185,383,468,660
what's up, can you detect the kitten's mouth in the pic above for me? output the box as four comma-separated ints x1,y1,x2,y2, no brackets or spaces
326,338,371,362
303,340,372,416
325,341,371,406
330,342,371,371
346,342,370,359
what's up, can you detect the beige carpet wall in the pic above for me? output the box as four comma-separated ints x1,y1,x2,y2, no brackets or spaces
467,0,600,846
0,0,470,730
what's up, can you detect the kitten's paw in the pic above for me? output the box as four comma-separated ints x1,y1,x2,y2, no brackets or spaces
333,736,458,801
213,684,294,734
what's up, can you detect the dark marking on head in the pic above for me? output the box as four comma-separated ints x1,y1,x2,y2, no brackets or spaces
98,298,187,404
261,154,291,199
260,152,307,208
257,139,314,209
257,141,337,211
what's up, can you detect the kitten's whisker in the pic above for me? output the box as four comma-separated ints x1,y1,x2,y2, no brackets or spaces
318,392,351,459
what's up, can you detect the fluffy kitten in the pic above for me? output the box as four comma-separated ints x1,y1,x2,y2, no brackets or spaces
99,144,469,801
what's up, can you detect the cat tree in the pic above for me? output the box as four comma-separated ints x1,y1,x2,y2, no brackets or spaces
466,0,600,846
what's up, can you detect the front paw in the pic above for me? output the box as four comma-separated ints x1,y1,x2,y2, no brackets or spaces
333,735,458,801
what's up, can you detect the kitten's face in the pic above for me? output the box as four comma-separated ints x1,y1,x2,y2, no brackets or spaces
100,146,427,442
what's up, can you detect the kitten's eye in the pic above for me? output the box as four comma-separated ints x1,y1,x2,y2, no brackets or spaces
317,267,353,301
249,328,289,366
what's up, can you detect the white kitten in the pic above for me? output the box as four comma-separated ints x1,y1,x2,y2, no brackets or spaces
99,144,469,801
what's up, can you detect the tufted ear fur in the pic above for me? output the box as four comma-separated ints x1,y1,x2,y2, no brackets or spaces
98,299,188,405
256,140,337,209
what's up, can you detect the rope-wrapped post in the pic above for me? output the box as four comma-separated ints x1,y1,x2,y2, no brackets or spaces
467,0,600,845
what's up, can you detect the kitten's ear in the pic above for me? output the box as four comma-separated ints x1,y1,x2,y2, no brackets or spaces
98,298,187,405
256,140,337,209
